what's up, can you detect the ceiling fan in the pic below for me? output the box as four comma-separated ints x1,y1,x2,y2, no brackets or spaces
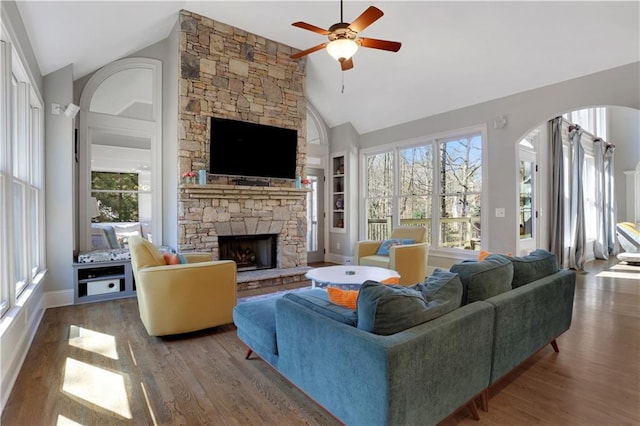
289,1,401,71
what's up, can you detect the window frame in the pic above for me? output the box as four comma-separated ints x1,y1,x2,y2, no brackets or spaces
360,125,487,257
0,25,45,318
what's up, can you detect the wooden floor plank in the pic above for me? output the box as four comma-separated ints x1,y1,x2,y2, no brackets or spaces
2,259,639,425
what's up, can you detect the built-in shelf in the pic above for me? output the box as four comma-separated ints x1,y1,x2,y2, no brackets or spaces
331,154,346,232
73,260,136,304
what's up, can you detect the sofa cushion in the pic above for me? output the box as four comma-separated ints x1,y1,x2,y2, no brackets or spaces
416,269,463,309
376,238,416,256
283,291,357,326
450,255,513,304
233,297,280,360
356,278,460,336
129,236,166,270
478,250,512,261
358,255,392,268
497,249,559,288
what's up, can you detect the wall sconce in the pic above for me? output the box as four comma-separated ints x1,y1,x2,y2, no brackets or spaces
52,103,80,118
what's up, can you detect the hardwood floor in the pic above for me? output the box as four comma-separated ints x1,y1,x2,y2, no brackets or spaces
2,259,638,425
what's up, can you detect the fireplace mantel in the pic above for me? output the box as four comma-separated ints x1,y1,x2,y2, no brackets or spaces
180,184,310,200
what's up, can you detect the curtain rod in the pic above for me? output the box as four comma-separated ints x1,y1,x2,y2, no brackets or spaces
565,120,615,148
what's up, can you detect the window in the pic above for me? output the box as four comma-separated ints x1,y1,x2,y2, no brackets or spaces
0,31,45,318
365,152,394,240
437,136,482,249
563,107,607,139
92,172,141,222
363,128,484,251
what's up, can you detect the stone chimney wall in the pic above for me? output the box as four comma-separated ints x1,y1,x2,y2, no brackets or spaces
177,9,308,267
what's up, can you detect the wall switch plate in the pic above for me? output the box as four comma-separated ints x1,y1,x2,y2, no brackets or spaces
336,242,341,250
495,208,506,218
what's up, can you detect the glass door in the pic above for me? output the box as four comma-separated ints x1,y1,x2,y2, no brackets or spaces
306,167,325,263
518,144,537,255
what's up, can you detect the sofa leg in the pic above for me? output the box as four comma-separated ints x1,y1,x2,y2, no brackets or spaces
550,339,559,353
466,400,480,421
479,388,489,412
245,348,253,359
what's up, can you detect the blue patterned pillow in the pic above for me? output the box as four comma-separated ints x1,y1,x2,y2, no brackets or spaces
376,239,416,256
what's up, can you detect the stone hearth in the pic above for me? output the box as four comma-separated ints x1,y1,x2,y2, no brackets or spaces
179,184,309,269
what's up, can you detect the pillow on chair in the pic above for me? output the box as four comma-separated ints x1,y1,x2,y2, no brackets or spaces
129,236,166,270
376,239,416,256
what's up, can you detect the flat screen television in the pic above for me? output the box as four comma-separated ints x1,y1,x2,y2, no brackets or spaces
209,117,298,180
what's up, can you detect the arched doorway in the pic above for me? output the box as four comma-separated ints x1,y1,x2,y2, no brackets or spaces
78,58,162,252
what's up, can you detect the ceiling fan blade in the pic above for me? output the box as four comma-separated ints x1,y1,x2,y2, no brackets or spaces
341,58,354,71
290,42,328,60
292,21,330,35
348,6,384,33
358,37,402,52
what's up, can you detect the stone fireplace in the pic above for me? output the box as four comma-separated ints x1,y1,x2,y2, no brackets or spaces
219,234,276,271
179,185,308,268
176,10,308,271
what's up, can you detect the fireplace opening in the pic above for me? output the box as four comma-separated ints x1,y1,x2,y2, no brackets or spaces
218,234,277,272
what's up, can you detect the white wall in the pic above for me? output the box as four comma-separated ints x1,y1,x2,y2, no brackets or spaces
357,62,640,255
44,64,76,294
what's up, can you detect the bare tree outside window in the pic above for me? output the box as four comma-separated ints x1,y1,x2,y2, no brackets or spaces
91,171,139,222
366,152,394,240
438,136,482,249
399,146,433,245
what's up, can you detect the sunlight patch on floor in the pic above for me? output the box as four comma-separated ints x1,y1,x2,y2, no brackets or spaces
56,414,83,425
68,325,118,360
62,358,132,419
609,263,640,272
596,270,640,280
140,382,158,425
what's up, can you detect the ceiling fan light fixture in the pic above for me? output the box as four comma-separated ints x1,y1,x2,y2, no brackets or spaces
326,38,358,62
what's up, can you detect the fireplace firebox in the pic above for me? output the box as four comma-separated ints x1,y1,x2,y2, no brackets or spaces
218,234,277,271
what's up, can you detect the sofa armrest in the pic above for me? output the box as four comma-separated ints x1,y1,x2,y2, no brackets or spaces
389,242,429,285
275,297,494,426
136,260,237,335
183,252,213,263
485,268,576,383
353,240,382,263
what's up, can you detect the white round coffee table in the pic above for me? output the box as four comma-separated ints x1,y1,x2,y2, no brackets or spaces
306,265,400,289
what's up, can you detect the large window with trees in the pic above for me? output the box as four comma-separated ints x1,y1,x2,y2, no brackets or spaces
363,128,484,251
0,32,45,318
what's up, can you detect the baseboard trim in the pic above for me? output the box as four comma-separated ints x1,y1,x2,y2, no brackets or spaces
326,253,353,265
45,289,74,308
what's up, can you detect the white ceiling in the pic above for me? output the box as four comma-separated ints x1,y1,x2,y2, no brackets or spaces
15,1,640,134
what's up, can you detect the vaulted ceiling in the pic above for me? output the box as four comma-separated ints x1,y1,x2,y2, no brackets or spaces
15,1,640,134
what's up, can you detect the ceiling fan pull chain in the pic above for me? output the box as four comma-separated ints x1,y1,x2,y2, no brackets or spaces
341,72,345,94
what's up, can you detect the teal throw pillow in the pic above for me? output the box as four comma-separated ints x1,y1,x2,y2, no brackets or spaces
415,268,463,310
177,253,188,264
450,255,513,305
494,249,559,288
375,238,416,256
357,277,460,336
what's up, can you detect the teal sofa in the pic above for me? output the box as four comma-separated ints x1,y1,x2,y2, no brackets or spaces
233,249,576,425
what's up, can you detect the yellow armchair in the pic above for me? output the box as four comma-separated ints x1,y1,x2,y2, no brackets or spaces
354,226,429,285
129,236,237,336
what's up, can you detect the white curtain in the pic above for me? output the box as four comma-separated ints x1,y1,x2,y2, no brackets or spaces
568,127,586,271
550,117,565,264
593,139,617,259
550,118,617,270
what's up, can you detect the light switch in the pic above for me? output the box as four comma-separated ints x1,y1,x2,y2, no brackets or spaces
495,208,506,218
